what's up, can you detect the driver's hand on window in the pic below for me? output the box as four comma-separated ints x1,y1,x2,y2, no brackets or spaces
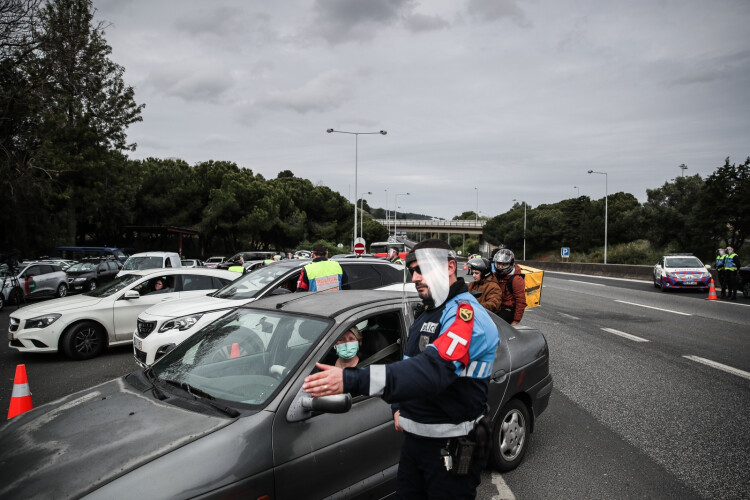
394,410,402,432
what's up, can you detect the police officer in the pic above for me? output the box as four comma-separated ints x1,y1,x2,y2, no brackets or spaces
724,246,741,301
295,242,343,292
303,239,498,499
493,249,527,325
387,246,404,265
715,248,727,298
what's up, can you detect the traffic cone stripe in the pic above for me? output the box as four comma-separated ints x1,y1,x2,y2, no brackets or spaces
11,382,31,398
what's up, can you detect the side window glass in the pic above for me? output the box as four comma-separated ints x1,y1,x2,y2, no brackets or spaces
26,266,42,277
165,258,172,268
321,311,403,369
107,262,118,271
341,265,380,290
182,274,214,291
140,276,175,295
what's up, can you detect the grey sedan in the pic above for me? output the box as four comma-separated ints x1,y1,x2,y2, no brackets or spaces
0,290,552,499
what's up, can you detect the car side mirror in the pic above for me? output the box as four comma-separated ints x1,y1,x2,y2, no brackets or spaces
287,388,352,422
123,290,140,300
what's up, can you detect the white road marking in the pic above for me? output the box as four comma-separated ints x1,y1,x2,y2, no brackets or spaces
615,300,692,316
558,312,580,320
569,279,605,286
601,327,650,343
683,355,750,381
490,473,517,500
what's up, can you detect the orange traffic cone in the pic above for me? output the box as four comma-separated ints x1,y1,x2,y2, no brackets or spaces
230,343,241,359
7,364,33,419
706,278,719,301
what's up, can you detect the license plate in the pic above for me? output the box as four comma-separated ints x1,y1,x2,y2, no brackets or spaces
134,337,142,351
684,280,695,285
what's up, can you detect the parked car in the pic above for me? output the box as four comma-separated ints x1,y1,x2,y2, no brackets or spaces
739,265,750,298
0,268,24,312
117,251,182,278
293,250,312,259
38,258,79,271
204,256,226,269
653,253,712,292
0,290,552,498
217,251,282,270
8,268,238,360
133,257,409,366
8,261,69,299
65,259,122,293
181,259,204,268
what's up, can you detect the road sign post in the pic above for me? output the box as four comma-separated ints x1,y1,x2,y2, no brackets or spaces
561,247,570,262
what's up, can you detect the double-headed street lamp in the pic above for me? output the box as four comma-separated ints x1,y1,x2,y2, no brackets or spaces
327,128,387,249
360,191,372,239
394,192,410,237
587,170,608,264
513,199,527,261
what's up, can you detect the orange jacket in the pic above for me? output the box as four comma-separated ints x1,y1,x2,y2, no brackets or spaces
467,275,503,314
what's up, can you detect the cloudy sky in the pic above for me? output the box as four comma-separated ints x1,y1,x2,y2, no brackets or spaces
94,0,750,220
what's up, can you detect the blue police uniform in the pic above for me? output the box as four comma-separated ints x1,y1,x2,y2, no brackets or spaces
343,279,498,499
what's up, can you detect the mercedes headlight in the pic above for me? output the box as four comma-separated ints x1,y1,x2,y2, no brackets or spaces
25,313,62,329
159,313,204,332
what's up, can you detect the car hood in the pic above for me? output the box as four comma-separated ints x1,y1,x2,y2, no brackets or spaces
11,294,104,317
0,377,232,499
142,293,254,318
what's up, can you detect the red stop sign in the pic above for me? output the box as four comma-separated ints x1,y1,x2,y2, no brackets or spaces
354,242,365,255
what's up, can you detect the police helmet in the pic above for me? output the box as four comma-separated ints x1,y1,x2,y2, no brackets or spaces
726,246,734,254
493,248,515,276
468,257,492,279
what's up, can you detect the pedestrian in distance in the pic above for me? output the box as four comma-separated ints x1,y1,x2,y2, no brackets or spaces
303,239,498,499
387,247,404,265
715,248,727,298
467,257,503,314
723,246,741,301
295,242,343,292
492,249,527,325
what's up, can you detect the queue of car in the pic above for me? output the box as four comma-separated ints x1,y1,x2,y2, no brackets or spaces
0,289,552,498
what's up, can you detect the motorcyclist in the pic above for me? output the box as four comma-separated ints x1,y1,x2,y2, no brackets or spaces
492,249,526,325
467,257,502,313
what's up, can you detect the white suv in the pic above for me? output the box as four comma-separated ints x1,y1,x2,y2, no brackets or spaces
133,258,411,366
117,251,182,278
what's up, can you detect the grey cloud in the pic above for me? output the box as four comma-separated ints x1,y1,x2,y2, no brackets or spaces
257,69,354,114
311,0,416,43
174,6,248,36
465,0,530,27
403,12,450,33
145,63,234,103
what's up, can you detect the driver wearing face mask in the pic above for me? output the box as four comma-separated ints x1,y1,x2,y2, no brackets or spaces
334,326,362,369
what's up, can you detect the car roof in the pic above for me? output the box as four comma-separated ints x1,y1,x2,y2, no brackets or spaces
127,251,179,257
242,289,418,317
126,268,238,278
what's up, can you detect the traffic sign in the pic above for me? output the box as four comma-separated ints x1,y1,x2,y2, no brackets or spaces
561,247,570,258
354,237,366,255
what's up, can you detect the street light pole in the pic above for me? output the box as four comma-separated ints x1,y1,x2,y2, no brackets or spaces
474,187,478,223
384,189,389,235
588,170,608,264
679,164,688,177
394,192,410,238
327,128,387,249
513,199,527,261
574,185,580,197
360,191,372,239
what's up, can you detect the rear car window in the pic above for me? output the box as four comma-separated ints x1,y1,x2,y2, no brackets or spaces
182,274,216,291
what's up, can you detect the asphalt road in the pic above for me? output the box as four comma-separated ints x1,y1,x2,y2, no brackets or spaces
2,273,749,499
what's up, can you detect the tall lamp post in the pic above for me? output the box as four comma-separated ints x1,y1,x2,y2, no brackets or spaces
574,185,580,197
474,187,478,223
384,189,389,234
359,191,372,239
327,128,387,249
587,170,608,264
679,163,688,177
394,192,410,238
513,199,527,261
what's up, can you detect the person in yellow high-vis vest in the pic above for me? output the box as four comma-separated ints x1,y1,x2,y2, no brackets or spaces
295,243,343,292
724,246,741,301
715,248,727,298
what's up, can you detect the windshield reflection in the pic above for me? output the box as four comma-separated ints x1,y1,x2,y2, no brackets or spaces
213,264,297,300
123,256,163,271
151,309,329,406
85,274,141,297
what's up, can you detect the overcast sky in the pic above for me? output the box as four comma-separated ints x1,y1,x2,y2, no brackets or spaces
94,0,750,220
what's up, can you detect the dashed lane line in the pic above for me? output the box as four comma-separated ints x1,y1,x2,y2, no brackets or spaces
569,280,605,286
490,473,517,500
601,327,650,343
558,312,580,320
683,355,750,381
614,300,692,316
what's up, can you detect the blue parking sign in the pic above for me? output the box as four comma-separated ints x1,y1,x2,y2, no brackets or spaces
561,247,570,258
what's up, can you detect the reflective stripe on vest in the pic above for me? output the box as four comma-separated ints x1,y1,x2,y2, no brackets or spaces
397,414,482,438
304,260,343,291
724,254,737,271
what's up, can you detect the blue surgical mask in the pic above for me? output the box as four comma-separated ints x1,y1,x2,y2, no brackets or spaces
335,341,359,360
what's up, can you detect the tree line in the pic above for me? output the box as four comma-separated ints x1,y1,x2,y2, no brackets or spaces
1,0,747,263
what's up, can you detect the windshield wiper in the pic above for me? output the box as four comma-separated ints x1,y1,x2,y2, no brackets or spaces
160,379,239,418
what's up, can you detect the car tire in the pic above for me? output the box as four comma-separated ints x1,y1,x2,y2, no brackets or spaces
87,280,97,292
61,321,106,360
744,282,750,299
56,282,68,298
660,279,668,292
490,399,530,472
653,275,659,288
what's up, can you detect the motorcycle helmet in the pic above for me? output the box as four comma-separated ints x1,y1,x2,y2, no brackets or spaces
468,257,492,279
493,248,515,277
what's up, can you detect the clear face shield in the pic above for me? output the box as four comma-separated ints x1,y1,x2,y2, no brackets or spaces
412,248,453,308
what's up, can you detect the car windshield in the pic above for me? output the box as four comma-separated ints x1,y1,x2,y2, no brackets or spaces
122,256,163,271
206,257,223,263
67,262,98,272
151,309,330,407
213,264,295,300
665,257,703,268
84,274,141,297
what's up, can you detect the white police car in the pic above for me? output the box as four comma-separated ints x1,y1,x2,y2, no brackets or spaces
653,254,712,292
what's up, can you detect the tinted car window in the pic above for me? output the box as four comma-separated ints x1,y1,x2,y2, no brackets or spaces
181,274,216,291
23,266,42,277
107,262,119,271
213,277,233,288
341,264,382,289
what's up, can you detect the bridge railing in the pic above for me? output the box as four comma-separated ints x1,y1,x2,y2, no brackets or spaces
373,219,485,228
